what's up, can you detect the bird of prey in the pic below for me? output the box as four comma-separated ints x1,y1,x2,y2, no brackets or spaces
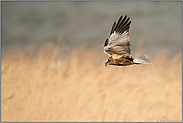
104,15,152,67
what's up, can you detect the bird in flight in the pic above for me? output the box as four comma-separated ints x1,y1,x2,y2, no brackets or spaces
104,15,152,67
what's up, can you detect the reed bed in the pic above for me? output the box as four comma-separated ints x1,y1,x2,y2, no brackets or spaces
1,41,182,122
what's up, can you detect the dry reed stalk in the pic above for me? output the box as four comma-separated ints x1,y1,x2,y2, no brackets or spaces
1,41,182,122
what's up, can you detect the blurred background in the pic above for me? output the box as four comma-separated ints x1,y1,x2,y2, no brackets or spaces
1,1,182,122
2,1,181,57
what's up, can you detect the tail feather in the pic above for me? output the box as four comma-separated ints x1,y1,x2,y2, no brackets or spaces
133,55,152,64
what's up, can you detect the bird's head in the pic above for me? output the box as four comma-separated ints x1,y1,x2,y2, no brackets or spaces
105,62,108,67
105,58,111,67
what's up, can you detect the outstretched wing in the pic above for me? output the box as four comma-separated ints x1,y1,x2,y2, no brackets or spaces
104,15,132,59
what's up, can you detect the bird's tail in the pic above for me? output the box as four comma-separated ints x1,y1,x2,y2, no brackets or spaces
133,55,152,64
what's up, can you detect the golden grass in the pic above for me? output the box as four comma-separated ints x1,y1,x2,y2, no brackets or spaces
1,41,182,122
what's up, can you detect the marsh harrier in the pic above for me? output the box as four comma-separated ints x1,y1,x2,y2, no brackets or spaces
104,15,152,67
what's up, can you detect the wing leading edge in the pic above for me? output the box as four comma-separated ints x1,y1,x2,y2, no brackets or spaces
104,15,132,59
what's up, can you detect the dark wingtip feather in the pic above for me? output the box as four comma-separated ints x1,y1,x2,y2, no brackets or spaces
104,39,108,47
110,15,131,35
119,20,131,34
110,21,116,35
114,15,123,32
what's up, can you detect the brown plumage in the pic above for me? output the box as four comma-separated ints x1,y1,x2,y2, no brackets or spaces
104,15,152,67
